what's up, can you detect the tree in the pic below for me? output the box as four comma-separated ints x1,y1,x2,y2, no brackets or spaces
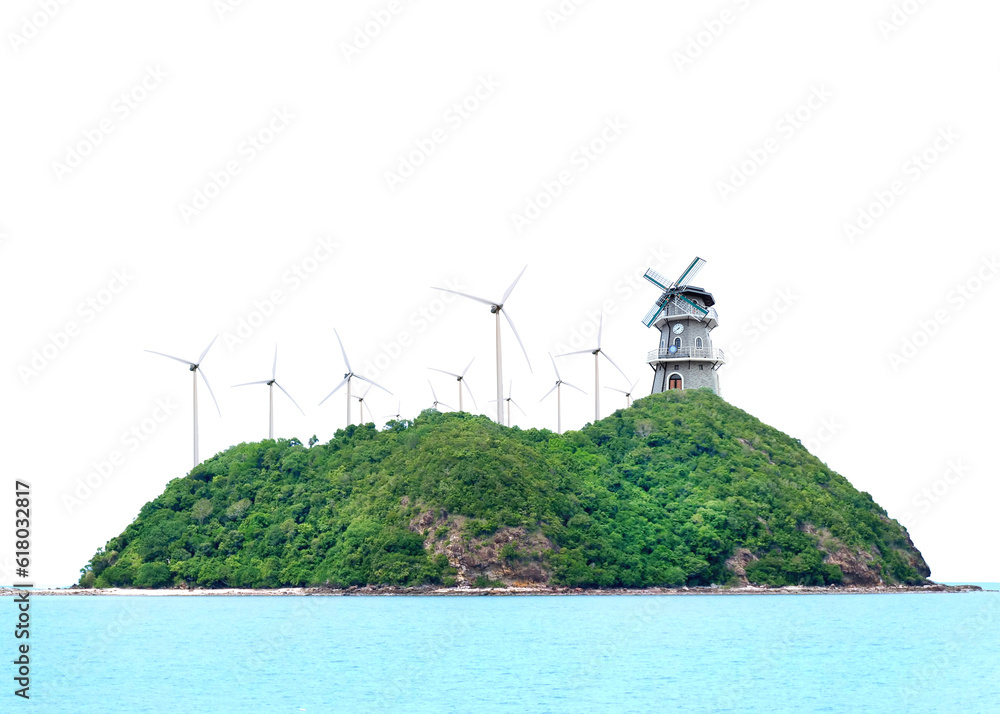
192,499,212,525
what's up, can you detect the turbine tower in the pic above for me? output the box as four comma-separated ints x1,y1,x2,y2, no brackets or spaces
145,335,221,468
490,381,524,427
540,352,585,434
432,267,531,425
319,329,391,425
558,313,627,422
232,345,304,439
606,377,641,409
429,358,477,412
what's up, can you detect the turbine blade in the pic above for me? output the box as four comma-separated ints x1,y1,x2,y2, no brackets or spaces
354,375,392,395
429,367,461,378
198,335,219,365
597,313,604,349
599,350,629,380
510,399,526,416
461,357,475,377
333,329,352,373
428,379,438,401
232,380,270,387
463,380,478,410
501,265,528,304
631,377,641,392
431,287,495,307
363,400,375,422
275,381,305,416
145,350,193,366
439,402,454,411
540,385,557,402
501,308,532,372
558,349,593,357
198,368,222,417
606,387,628,394
549,352,563,382
272,344,278,381
319,377,349,405
563,381,587,394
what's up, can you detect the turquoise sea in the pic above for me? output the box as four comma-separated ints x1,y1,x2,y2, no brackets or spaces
26,586,1000,713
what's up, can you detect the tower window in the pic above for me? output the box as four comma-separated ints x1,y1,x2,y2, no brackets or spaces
668,373,682,390
673,337,681,350
696,337,703,349
699,364,704,370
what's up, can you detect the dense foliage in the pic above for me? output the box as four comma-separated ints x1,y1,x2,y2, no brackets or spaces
80,390,928,589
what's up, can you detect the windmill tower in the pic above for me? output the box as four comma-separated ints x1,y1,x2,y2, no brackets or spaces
641,257,724,394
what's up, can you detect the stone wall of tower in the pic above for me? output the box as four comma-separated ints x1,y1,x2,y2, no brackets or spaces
648,291,721,396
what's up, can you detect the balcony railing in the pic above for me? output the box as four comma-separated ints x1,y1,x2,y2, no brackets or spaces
647,347,725,363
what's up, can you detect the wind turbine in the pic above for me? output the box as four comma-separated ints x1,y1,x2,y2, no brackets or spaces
558,312,628,422
145,335,221,468
319,329,391,425
429,358,477,412
353,386,376,424
606,377,641,409
432,266,531,425
490,381,524,427
232,345,304,439
384,401,403,420
428,380,454,411
540,352,585,434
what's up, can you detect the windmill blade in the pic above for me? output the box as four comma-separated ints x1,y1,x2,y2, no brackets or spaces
599,350,629,381
461,357,475,377
355,385,373,401
562,380,587,394
462,379,478,410
500,308,532,372
198,368,222,417
431,286,496,307
672,293,709,320
675,256,706,288
510,399,526,416
354,375,392,395
606,386,629,395
642,267,675,292
145,349,194,367
501,265,528,304
332,329,353,373
383,401,402,418
540,384,557,402
429,367,461,379
197,335,219,365
274,382,305,416
360,399,375,423
597,312,604,349
630,377,641,394
272,345,278,380
428,379,439,402
319,377,349,405
548,353,563,382
437,401,455,411
232,379,270,388
558,348,594,357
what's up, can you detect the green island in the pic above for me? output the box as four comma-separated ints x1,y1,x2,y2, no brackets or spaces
79,389,930,591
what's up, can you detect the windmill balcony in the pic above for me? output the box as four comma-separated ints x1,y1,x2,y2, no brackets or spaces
647,347,725,364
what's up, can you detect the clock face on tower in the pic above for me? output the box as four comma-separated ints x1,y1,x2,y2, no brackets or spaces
672,323,685,335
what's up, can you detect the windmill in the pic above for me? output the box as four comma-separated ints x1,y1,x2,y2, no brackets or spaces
432,266,531,425
429,358,477,412
540,352,585,434
557,312,627,422
490,381,524,427
232,345,304,439
319,329,391,425
641,257,709,327
384,401,403,420
427,380,454,411
145,335,221,468
353,386,377,424
606,376,641,409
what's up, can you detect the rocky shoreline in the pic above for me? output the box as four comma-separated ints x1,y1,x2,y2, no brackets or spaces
1,583,986,597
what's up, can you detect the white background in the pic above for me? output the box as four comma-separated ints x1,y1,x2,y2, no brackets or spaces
2,1,997,586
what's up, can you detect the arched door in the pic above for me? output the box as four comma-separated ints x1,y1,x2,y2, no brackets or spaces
668,373,682,390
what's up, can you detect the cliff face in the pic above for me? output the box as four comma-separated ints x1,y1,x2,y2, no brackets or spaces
80,390,930,590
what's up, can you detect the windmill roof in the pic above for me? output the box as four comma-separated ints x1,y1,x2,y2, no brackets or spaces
679,286,716,307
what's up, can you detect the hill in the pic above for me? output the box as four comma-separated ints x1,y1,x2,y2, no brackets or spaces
79,389,930,590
